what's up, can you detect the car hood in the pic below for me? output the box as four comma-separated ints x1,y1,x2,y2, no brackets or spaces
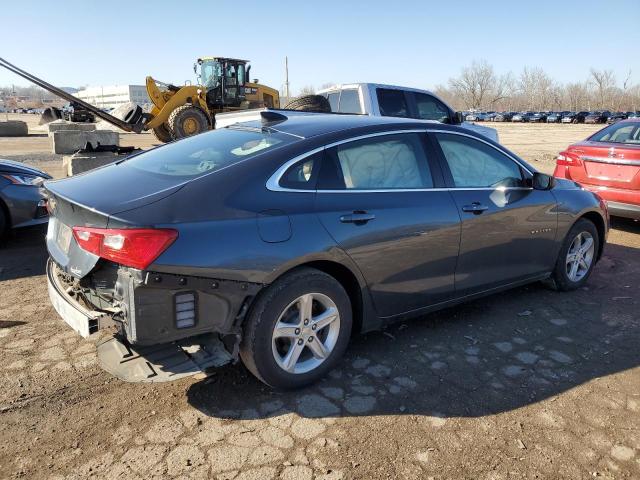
44,160,189,217
0,159,52,178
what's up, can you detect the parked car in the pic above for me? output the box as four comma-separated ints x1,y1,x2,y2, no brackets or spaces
492,112,514,122
45,112,607,387
628,111,640,119
529,112,547,123
220,83,499,142
0,159,50,240
562,111,590,124
512,112,536,122
554,118,640,220
585,111,611,124
606,112,628,124
547,111,570,123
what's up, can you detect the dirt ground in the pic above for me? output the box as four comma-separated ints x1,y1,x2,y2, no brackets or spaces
0,115,639,479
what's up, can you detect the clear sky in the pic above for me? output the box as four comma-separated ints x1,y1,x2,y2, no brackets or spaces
1,0,638,93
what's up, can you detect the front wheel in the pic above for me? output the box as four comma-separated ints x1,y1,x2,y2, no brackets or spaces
167,105,210,140
550,218,599,291
240,268,352,389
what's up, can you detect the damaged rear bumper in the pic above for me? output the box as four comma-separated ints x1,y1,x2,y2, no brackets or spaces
46,258,262,382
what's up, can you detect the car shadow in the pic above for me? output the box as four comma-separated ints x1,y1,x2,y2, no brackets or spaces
610,216,640,234
186,242,639,421
0,224,48,281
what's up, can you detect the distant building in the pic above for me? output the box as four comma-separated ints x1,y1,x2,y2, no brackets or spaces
75,85,150,109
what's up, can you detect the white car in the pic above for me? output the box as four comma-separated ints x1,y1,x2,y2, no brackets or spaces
316,83,499,142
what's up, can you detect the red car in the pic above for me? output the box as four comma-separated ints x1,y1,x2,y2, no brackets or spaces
554,119,640,220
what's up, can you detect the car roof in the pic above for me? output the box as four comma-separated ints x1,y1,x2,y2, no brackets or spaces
227,111,456,139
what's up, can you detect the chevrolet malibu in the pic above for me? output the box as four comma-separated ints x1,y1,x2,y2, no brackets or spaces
45,112,608,388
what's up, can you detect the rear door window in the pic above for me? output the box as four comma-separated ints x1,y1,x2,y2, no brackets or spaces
320,133,433,190
327,92,340,112
338,89,362,114
376,89,409,117
279,152,321,190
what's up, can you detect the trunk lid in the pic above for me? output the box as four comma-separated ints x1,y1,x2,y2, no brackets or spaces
44,161,187,279
566,141,640,190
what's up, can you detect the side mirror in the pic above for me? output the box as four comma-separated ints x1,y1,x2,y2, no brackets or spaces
453,111,465,125
532,172,556,190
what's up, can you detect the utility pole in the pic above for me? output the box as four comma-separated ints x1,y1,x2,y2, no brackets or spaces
284,56,290,101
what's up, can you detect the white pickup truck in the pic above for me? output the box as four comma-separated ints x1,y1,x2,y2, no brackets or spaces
216,82,498,142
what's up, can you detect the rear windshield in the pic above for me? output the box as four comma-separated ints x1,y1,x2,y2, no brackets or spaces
590,122,640,144
124,127,295,178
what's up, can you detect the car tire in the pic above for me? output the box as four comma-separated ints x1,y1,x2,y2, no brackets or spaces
0,204,8,243
152,124,173,143
168,105,210,140
549,218,599,291
240,267,352,389
284,95,332,113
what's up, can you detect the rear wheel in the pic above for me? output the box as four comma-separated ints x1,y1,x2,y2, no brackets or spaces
152,124,173,143
550,218,599,291
0,205,8,243
240,268,352,389
168,105,210,140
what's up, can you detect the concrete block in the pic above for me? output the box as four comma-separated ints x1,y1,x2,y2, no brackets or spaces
0,121,28,137
47,120,96,135
52,130,119,155
63,151,124,176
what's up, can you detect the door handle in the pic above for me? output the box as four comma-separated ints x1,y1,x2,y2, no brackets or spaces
340,211,376,224
462,202,489,214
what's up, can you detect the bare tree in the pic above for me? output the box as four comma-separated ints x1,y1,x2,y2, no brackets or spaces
564,82,589,111
448,60,500,109
589,68,616,109
297,85,316,96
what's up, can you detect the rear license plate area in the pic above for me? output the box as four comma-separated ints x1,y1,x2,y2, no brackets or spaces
48,218,73,253
585,162,638,182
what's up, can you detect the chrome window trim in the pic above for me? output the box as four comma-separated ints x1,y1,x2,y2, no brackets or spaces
266,129,534,193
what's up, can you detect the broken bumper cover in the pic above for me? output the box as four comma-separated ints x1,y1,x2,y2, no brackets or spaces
47,257,262,346
47,259,108,337
47,258,259,382
97,334,233,383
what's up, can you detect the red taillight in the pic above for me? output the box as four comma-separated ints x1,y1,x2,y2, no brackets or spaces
556,151,583,167
72,227,178,270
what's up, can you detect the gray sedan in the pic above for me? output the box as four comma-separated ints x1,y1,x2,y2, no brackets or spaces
43,112,608,388
0,159,50,240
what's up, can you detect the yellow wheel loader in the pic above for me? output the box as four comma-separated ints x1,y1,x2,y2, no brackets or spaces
0,56,280,143
146,57,280,142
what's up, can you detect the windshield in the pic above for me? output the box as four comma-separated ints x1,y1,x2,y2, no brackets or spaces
199,59,222,89
125,128,295,178
589,122,640,144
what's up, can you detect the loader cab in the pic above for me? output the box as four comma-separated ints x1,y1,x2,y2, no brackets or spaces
196,57,247,109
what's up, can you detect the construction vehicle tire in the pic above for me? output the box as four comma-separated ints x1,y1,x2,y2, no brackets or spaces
122,104,143,125
168,105,210,140
284,95,331,113
152,124,173,143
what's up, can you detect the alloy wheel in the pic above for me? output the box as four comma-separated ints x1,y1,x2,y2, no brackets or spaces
271,293,341,374
565,231,595,282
